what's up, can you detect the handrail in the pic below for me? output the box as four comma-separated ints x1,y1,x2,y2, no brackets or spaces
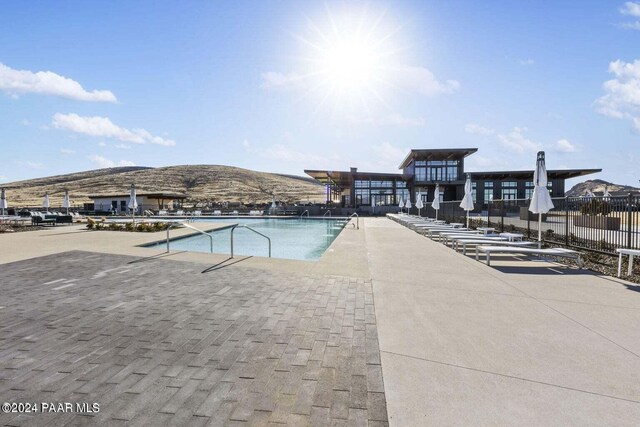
349,212,359,229
166,221,213,253
300,210,309,218
323,210,331,217
230,224,271,258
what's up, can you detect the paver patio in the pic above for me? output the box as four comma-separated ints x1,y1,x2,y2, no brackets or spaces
0,251,387,426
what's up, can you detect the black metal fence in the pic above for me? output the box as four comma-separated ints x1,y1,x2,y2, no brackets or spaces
407,194,640,255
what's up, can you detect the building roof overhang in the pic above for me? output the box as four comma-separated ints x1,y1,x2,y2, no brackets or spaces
467,168,602,180
398,148,478,169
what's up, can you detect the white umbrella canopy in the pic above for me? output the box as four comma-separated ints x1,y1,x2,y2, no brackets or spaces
128,184,138,224
398,197,405,212
459,174,474,228
528,151,554,247
431,184,441,220
603,186,611,200
271,196,277,210
405,196,412,213
415,191,424,216
62,190,71,214
43,194,50,212
0,188,7,217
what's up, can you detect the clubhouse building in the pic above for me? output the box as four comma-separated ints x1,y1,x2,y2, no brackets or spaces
305,148,601,211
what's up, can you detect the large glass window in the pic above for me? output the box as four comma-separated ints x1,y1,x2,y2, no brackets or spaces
472,182,477,202
501,181,517,200
355,180,369,188
414,159,459,182
525,181,534,199
484,181,494,202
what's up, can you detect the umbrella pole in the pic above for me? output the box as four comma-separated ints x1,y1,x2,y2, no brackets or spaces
435,210,438,221
466,211,469,229
538,213,542,249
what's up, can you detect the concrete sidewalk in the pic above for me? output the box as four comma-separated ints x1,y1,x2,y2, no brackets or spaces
365,217,640,426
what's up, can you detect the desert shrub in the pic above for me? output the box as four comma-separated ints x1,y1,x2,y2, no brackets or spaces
107,223,121,231
125,222,134,231
86,222,94,230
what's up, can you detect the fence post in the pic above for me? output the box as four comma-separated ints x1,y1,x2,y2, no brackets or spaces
628,193,633,249
565,197,569,246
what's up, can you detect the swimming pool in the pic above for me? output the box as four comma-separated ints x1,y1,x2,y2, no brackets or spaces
146,218,349,261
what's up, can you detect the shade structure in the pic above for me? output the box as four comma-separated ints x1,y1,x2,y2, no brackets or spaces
415,191,424,216
62,190,71,214
431,184,441,220
398,197,405,212
405,197,412,213
459,174,474,228
128,184,138,224
43,194,50,212
528,151,554,247
0,188,7,217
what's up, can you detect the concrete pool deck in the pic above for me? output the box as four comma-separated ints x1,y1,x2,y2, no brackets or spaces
1,218,640,425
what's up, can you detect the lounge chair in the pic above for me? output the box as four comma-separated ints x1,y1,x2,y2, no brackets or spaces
213,210,222,216
475,245,583,268
454,239,536,255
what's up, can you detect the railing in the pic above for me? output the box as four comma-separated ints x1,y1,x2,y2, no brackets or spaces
300,210,309,218
166,222,213,253
230,224,271,258
323,210,331,217
403,194,640,255
349,212,359,229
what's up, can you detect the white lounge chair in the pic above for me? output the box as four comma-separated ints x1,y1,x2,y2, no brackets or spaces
454,239,536,255
616,248,640,277
213,210,222,216
475,245,583,267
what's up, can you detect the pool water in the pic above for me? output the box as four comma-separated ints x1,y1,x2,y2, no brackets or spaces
146,218,349,261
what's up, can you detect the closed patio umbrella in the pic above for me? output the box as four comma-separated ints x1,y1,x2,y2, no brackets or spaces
43,193,50,213
528,151,554,248
415,191,424,217
459,174,474,228
405,196,412,214
603,186,611,201
0,188,7,218
398,197,405,213
271,196,277,212
432,184,441,220
62,190,70,214
128,184,138,225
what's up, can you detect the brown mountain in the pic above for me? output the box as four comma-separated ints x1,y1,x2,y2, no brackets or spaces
566,179,640,197
1,165,325,207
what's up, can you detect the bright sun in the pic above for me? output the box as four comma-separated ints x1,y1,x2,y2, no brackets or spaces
294,6,401,112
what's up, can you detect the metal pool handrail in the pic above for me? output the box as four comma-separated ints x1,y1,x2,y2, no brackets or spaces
349,212,359,229
323,210,331,217
166,222,213,253
230,224,271,258
300,210,309,218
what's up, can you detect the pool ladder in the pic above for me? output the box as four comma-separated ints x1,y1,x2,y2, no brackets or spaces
166,222,273,259
349,212,359,229
166,222,213,253
300,210,309,218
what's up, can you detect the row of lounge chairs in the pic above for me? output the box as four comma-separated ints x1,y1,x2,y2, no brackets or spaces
390,213,583,268
155,210,265,216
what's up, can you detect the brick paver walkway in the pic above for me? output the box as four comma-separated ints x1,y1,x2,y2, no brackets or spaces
0,251,387,426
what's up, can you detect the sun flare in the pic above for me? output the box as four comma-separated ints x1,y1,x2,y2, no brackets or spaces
318,35,382,92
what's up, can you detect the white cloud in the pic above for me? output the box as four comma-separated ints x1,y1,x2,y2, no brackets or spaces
98,141,107,147
595,59,640,131
497,127,542,153
53,113,176,146
392,65,460,96
60,148,76,154
260,72,304,89
465,123,495,135
88,155,136,168
0,62,116,102
620,2,640,16
20,119,31,126
551,139,579,153
519,58,535,66
115,144,131,150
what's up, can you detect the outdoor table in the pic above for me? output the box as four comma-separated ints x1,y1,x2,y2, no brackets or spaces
499,232,523,242
476,227,495,235
616,248,640,277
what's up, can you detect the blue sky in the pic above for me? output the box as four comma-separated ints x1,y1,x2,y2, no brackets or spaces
1,0,639,189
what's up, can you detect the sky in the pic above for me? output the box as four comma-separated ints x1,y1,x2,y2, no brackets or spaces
1,0,639,189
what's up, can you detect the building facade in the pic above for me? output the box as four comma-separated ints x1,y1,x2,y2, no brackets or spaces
305,148,601,211
86,193,187,214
